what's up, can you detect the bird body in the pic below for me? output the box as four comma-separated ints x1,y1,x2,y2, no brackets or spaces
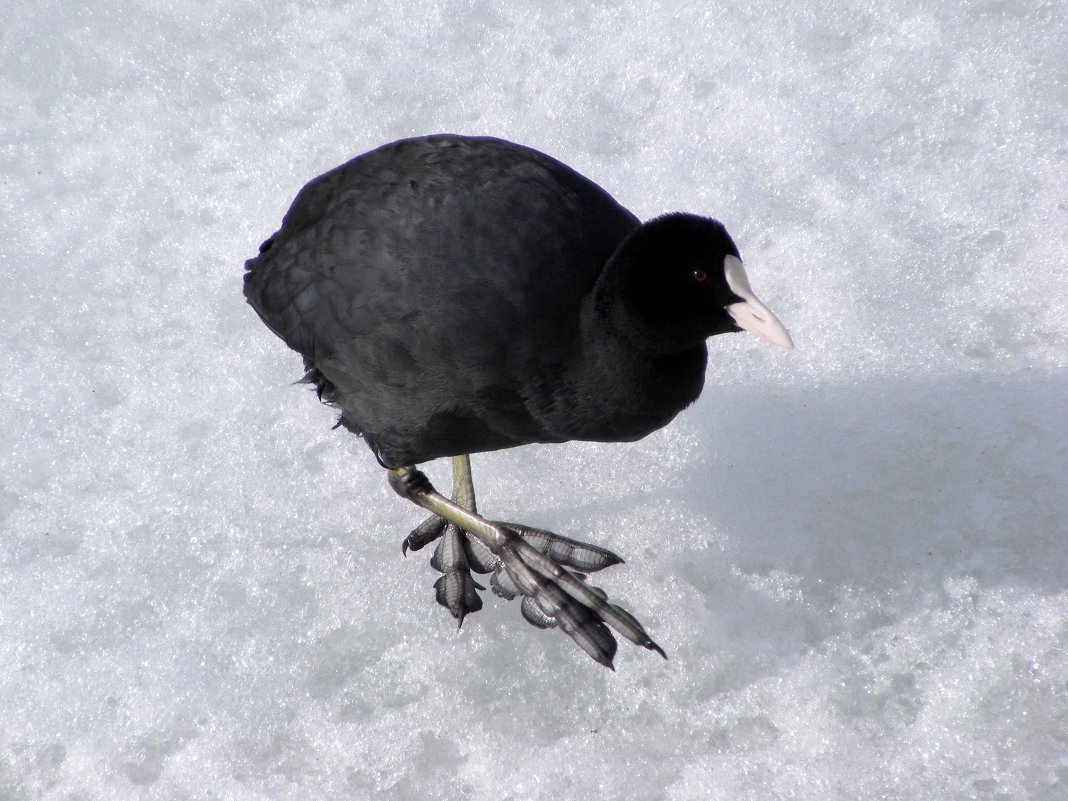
246,136,721,467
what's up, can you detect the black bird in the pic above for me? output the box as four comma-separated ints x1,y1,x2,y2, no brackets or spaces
244,134,793,668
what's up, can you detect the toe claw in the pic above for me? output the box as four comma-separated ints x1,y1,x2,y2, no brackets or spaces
565,616,617,669
433,573,484,627
601,600,667,658
404,514,448,554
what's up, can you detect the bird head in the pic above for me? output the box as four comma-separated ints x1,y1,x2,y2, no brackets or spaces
611,213,794,351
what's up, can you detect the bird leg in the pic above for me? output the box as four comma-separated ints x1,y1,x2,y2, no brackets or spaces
389,462,666,668
403,454,482,551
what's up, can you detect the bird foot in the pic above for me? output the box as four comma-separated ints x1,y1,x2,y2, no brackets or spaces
403,513,663,667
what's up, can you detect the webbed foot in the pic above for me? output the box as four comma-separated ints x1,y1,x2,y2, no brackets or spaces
391,459,664,668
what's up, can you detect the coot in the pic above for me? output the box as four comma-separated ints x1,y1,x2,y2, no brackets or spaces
244,134,792,668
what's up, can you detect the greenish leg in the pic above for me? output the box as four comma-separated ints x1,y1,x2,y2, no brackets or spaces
389,462,666,668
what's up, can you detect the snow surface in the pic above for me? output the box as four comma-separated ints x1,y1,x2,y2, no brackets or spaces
2,1,1067,798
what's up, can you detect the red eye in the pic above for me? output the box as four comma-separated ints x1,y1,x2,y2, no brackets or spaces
692,269,708,283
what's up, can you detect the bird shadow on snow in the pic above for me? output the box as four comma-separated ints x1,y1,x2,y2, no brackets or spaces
682,369,1066,593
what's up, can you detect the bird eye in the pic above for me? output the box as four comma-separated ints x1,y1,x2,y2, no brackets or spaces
692,269,708,283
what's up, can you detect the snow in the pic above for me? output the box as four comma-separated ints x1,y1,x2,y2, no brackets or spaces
2,0,1067,798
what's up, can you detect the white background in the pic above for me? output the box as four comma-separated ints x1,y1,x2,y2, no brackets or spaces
2,1,1066,798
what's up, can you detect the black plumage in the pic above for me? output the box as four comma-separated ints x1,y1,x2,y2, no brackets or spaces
244,134,792,667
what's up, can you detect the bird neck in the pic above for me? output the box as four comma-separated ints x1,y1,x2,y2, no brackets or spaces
583,247,692,356
578,288,708,415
